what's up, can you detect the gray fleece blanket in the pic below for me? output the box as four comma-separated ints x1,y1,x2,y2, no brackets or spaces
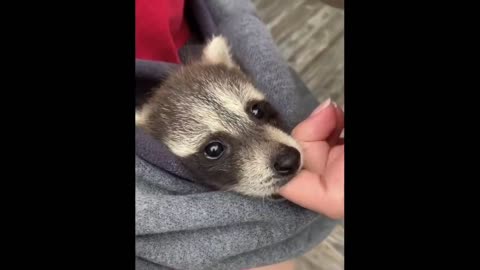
135,1,337,269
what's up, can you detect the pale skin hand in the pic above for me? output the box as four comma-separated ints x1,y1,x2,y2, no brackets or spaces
249,101,343,270
279,99,344,219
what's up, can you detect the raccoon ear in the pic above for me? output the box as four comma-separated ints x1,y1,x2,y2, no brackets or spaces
201,36,236,68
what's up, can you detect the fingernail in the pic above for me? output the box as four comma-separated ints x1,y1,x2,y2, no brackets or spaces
310,98,332,116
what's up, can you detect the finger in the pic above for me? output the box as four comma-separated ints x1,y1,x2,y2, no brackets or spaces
327,144,344,168
279,170,327,212
292,103,337,142
324,151,344,216
327,104,344,145
299,141,330,174
279,170,343,219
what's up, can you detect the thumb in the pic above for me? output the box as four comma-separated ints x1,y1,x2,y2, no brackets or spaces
279,169,343,219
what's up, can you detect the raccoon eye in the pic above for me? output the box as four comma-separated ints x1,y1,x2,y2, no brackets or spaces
250,103,265,119
204,142,225,159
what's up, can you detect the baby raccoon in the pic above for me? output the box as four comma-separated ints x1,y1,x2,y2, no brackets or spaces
136,36,303,198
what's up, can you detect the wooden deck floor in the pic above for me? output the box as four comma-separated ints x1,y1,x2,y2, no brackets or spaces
253,0,344,106
252,1,344,269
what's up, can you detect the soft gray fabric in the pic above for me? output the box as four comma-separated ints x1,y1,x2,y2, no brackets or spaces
214,13,318,131
136,158,336,270
135,1,337,269
204,0,257,25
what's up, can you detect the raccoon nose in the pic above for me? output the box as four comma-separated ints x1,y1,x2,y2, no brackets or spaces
273,146,301,176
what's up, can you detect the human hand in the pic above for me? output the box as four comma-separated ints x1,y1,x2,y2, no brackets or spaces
279,99,344,219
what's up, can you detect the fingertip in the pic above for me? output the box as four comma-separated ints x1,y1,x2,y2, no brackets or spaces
310,98,332,116
326,104,344,145
293,106,338,142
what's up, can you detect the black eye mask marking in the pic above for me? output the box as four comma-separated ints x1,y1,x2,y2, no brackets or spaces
246,100,282,128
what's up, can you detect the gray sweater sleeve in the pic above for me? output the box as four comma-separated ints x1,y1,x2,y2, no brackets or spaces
135,1,337,269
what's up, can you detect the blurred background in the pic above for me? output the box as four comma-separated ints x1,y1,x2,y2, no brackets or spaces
252,1,344,269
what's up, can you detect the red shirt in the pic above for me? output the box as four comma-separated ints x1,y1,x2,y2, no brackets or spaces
135,0,190,63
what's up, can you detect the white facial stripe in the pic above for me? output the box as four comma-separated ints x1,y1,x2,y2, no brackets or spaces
163,134,205,157
161,90,241,157
212,86,247,121
265,125,304,169
190,104,229,134
265,126,300,149
211,83,265,118
240,84,265,102
229,138,279,197
162,113,217,158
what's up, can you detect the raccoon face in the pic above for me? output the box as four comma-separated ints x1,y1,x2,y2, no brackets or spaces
136,36,303,198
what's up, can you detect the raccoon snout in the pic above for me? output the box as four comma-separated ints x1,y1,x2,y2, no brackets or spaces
273,146,301,176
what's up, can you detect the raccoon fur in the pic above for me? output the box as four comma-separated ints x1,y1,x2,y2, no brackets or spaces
136,36,303,198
